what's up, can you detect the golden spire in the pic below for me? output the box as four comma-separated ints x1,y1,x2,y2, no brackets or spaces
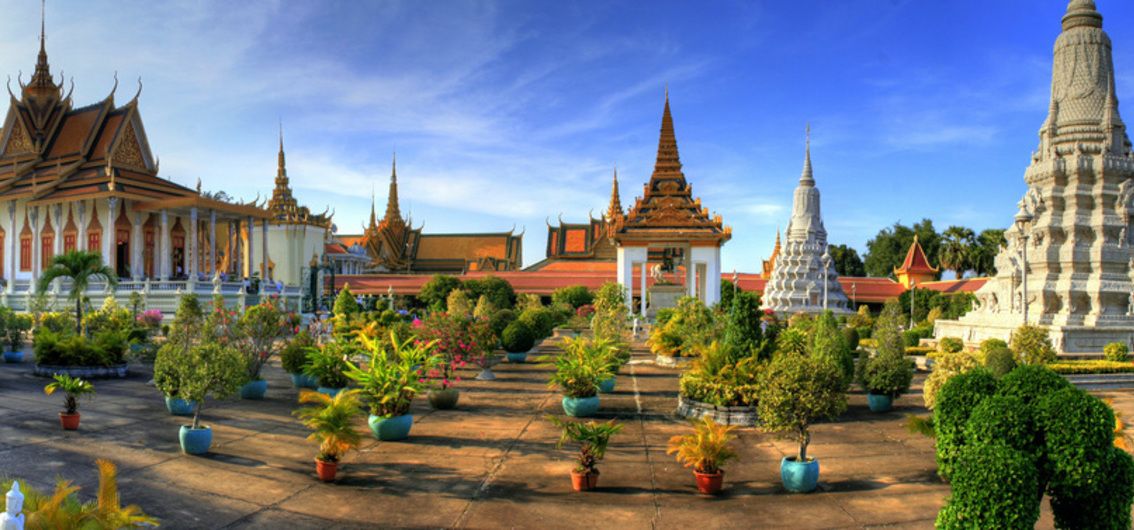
368,183,377,230
383,153,403,226
651,88,683,180
276,122,287,185
607,167,622,220
26,0,58,97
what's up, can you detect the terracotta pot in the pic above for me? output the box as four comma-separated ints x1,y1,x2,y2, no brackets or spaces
315,458,338,482
570,469,599,492
694,469,724,495
59,412,80,431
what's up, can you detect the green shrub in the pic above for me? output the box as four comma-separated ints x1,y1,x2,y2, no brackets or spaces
856,326,872,340
923,350,980,410
995,364,1071,407
841,327,860,351
963,395,1037,454
655,307,676,327
281,331,316,374
33,329,126,367
1049,446,1134,530
978,338,1008,363
721,291,768,359
859,351,914,398
463,276,516,310
332,284,360,318
678,358,764,407
938,337,963,354
501,320,536,353
983,346,1017,377
1047,360,1134,374
1037,387,1115,491
419,274,462,311
905,346,935,355
591,282,628,343
1010,325,1056,365
935,444,1039,530
519,307,557,339
757,353,847,461
489,308,516,339
902,329,922,348
1103,342,1129,362
551,286,593,309
933,368,998,480
810,312,854,388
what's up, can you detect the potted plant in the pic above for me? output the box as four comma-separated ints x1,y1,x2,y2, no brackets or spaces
281,331,318,389
502,320,535,363
44,374,94,430
344,332,439,441
305,342,355,396
424,347,466,410
294,389,364,482
171,343,247,454
3,312,30,363
235,301,286,399
547,415,623,491
858,351,914,412
666,416,739,495
757,353,847,493
153,342,196,416
594,337,628,393
548,338,611,417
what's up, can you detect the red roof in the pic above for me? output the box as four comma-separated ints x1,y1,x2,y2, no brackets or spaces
895,236,938,275
920,277,988,294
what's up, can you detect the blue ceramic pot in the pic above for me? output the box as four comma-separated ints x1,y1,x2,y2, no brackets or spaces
506,352,528,363
369,414,413,441
179,425,213,455
598,376,616,393
866,393,893,412
562,395,600,417
165,396,197,416
780,457,820,493
291,373,318,389
3,351,23,363
317,386,344,397
240,379,268,400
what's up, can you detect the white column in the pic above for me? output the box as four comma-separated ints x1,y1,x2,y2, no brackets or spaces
52,205,63,258
188,208,198,280
29,207,39,284
6,202,15,293
691,246,722,307
132,211,144,280
639,261,647,318
159,209,171,280
246,216,254,279
102,198,116,271
77,201,87,251
616,246,633,313
261,220,269,281
209,209,217,277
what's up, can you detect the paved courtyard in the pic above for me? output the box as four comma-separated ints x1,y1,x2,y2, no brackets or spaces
2,343,1131,529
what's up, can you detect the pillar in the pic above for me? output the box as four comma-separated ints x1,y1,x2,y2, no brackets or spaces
616,246,646,314
102,198,116,273
246,216,254,279
188,207,198,280
639,261,647,318
685,245,695,298
691,246,722,307
132,211,144,280
159,209,171,281
29,206,39,284
77,201,87,251
261,220,269,282
52,205,63,258
6,202,14,293
209,209,217,278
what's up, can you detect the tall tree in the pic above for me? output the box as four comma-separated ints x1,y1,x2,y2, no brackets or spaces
864,219,942,279
972,229,1007,277
828,244,866,277
939,226,976,279
38,251,118,334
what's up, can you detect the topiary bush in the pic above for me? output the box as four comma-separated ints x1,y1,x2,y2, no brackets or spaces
933,368,998,480
1103,341,1129,362
1037,386,1115,491
518,307,557,339
501,320,536,354
281,330,316,374
983,346,1017,378
1048,446,1134,530
841,327,860,351
333,284,360,318
923,349,980,410
551,285,593,309
938,337,964,354
963,395,1037,454
935,443,1039,530
1010,325,1056,365
995,364,1071,407
859,351,914,398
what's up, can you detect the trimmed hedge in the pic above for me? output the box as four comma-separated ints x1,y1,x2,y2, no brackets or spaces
995,364,1072,407
501,320,536,353
1049,446,1134,530
983,346,1017,378
935,444,1039,529
963,395,1037,454
1037,387,1115,491
905,346,934,356
1047,360,1134,374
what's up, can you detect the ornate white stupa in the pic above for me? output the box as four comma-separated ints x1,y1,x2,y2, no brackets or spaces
761,129,851,315
936,0,1134,353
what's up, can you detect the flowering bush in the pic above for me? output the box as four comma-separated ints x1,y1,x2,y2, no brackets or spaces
576,304,595,319
416,313,495,385
136,309,163,329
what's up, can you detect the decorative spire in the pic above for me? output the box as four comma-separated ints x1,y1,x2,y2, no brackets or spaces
607,167,622,219
26,0,58,98
1062,0,1102,31
276,123,288,185
800,124,814,185
383,153,402,225
369,184,377,230
651,88,683,180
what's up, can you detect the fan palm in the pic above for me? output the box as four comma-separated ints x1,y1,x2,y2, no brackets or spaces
939,226,976,280
38,250,117,334
294,389,364,462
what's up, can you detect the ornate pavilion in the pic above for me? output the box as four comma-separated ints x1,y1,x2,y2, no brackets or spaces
0,24,305,313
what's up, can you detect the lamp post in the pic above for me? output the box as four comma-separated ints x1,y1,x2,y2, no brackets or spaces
822,251,832,311
1014,204,1035,325
909,280,917,329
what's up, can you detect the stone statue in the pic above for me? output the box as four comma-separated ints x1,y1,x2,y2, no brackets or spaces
650,263,665,284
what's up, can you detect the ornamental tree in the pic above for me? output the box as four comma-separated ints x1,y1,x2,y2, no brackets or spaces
757,353,847,462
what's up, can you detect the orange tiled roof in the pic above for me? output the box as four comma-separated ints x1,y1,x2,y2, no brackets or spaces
895,235,938,275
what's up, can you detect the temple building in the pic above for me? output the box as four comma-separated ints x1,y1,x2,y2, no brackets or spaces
761,129,851,314
335,157,523,275
0,17,303,313
264,128,332,290
936,0,1134,353
894,235,938,288
760,230,781,279
525,170,622,272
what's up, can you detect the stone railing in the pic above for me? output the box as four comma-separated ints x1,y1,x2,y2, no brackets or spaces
0,278,303,315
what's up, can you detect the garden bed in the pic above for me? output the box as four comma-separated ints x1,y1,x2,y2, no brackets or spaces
674,394,758,426
34,363,129,379
655,354,695,369
1048,360,1134,375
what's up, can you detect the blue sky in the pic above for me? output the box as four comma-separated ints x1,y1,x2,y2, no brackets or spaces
0,1,1131,272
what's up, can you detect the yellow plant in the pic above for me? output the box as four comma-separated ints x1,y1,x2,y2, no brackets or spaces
666,416,739,474
1105,398,1133,452
12,458,158,529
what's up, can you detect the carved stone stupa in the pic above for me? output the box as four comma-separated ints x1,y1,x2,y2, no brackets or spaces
935,0,1134,353
762,130,851,315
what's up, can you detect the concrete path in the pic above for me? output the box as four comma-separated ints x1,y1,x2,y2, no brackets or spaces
1,343,1128,529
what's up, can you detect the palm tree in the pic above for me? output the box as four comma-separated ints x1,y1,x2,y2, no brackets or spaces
38,250,117,334
938,226,976,280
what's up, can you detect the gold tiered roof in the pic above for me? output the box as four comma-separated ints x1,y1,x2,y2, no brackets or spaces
266,127,331,227
615,92,730,245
